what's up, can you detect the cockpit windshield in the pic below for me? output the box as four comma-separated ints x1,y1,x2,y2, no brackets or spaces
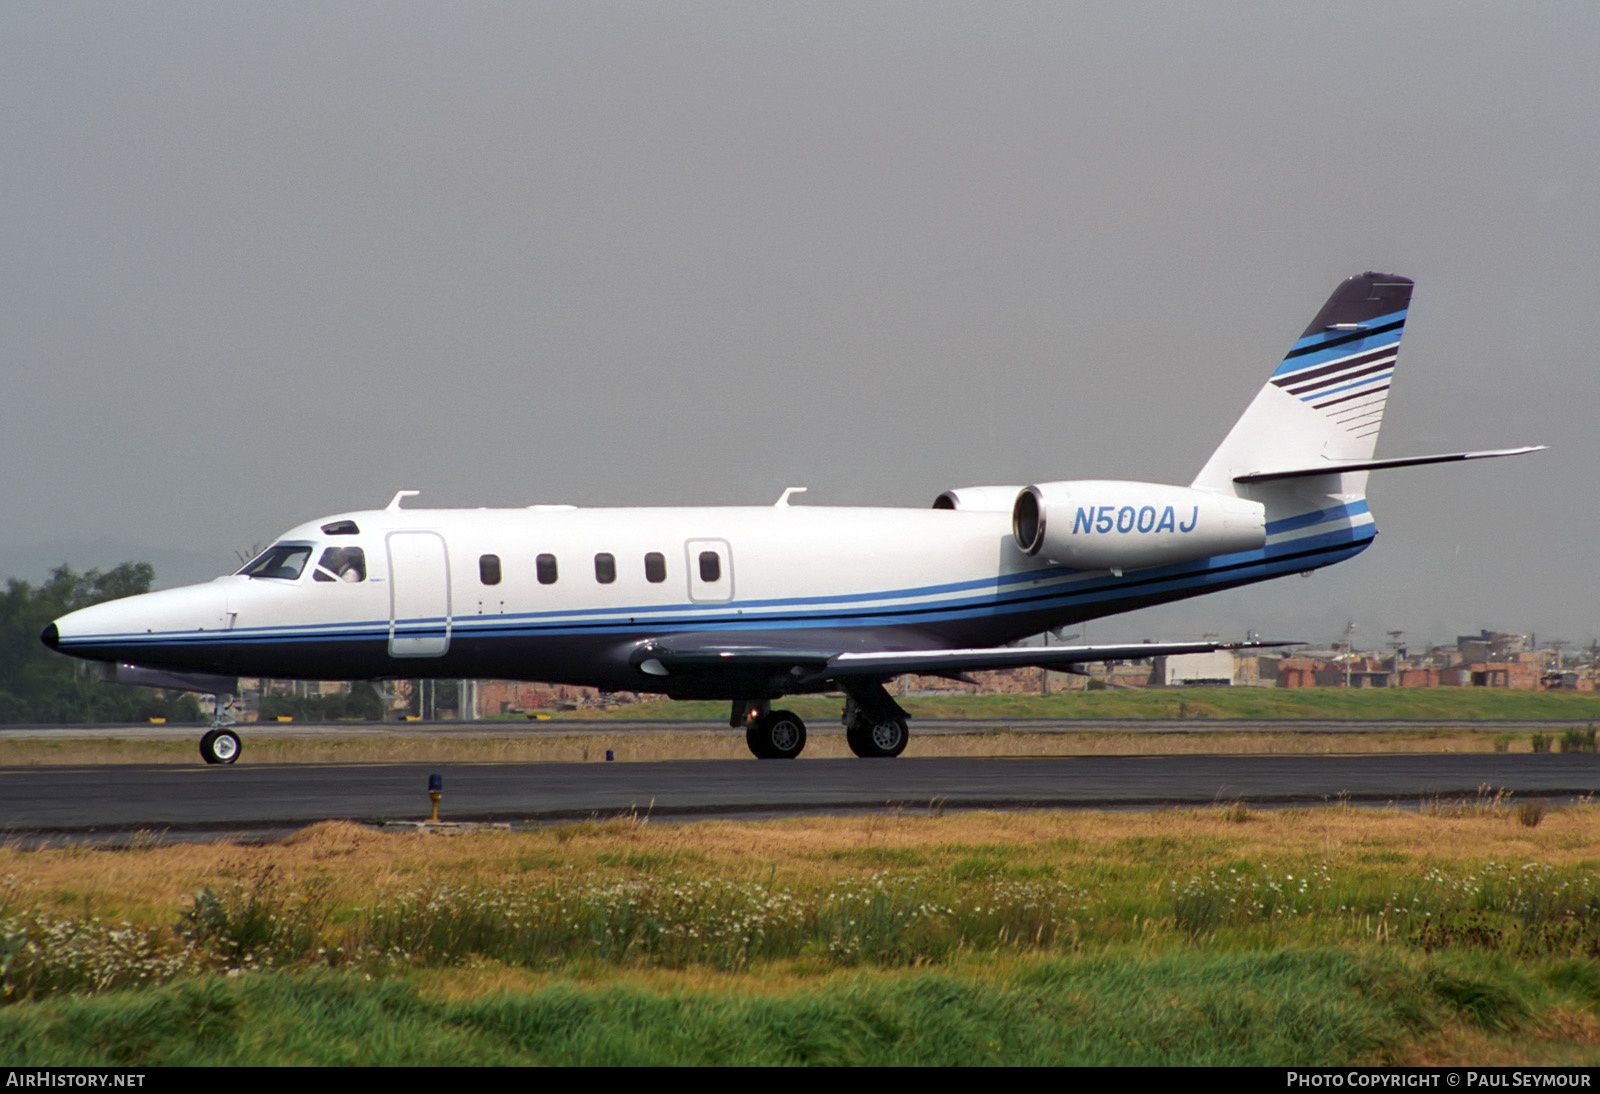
237,544,313,580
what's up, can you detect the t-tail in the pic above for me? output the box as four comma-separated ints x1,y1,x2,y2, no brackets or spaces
1188,271,1540,572
1193,272,1413,494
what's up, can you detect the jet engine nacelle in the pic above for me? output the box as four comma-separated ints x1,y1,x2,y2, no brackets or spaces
1012,480,1266,571
932,485,1028,512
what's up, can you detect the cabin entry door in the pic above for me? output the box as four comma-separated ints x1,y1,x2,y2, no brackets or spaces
387,531,452,657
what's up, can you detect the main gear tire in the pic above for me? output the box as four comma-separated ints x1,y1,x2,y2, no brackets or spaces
846,715,908,758
746,710,807,759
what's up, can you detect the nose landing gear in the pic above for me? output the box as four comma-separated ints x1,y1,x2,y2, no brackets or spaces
199,693,243,765
199,727,242,765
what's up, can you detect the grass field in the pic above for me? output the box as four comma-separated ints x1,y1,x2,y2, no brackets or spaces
0,726,1584,766
565,687,1600,722
3,687,1597,766
0,804,1596,1064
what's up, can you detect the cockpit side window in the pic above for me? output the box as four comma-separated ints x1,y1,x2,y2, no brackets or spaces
238,544,313,581
312,546,367,583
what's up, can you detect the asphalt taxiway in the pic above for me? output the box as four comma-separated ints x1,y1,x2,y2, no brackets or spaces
1,751,1593,843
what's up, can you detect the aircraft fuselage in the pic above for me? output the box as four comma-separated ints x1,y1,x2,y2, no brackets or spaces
46,495,1374,694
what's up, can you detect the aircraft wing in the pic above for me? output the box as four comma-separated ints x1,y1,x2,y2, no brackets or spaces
819,640,1290,680
632,637,1293,688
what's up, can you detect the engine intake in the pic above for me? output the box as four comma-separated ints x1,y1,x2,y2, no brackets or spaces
932,485,1026,512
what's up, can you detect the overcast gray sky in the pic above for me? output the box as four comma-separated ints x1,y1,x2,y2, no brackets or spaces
2,2,1594,652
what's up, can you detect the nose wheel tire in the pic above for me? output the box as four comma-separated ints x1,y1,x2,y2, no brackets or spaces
746,710,807,759
846,715,908,758
199,728,242,765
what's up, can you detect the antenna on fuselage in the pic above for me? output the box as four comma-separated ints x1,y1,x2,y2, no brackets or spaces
774,486,808,507
387,490,420,511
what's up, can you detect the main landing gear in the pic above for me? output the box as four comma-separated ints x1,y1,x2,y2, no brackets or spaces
743,705,808,759
841,684,909,759
844,709,909,758
734,681,911,760
199,692,243,765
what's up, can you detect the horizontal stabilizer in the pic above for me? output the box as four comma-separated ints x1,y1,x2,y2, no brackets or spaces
1233,446,1545,483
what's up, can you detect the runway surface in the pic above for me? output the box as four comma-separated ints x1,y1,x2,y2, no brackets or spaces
1,752,1593,842
3,716,1594,740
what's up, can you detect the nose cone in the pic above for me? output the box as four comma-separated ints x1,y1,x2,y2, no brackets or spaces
47,583,230,667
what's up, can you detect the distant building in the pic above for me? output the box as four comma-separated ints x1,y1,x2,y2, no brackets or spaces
477,681,604,716
1154,651,1235,687
1450,661,1539,690
1456,630,1527,663
1396,666,1442,688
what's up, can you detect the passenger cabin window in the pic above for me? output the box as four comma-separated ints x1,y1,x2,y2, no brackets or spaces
238,544,312,581
594,553,616,584
312,546,366,583
698,551,721,583
644,552,666,583
479,554,502,585
536,553,558,585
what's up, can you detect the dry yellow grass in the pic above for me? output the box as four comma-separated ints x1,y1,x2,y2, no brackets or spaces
3,803,1594,926
0,727,1528,766
1400,1008,1600,1067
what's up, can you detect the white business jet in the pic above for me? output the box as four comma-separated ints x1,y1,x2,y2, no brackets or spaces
43,273,1539,764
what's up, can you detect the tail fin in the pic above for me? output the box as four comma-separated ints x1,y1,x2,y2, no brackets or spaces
1191,272,1413,494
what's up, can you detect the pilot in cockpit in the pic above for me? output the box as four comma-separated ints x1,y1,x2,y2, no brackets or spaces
313,546,366,583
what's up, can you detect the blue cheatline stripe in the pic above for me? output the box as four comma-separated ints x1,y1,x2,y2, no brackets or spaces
1264,499,1368,534
339,498,1370,636
1283,310,1407,355
1298,370,1393,404
452,527,1372,638
62,503,1373,647
1274,345,1399,390
64,517,1374,651
1284,316,1405,359
1271,312,1406,378
1274,335,1402,377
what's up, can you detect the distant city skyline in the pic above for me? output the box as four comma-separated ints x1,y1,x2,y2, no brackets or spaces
3,3,1593,651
